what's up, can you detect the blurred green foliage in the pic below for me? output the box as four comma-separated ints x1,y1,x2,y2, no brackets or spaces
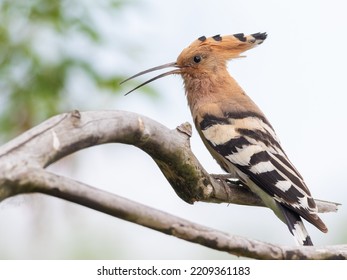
0,0,153,142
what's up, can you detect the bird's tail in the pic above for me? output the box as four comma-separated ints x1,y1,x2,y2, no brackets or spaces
278,204,313,246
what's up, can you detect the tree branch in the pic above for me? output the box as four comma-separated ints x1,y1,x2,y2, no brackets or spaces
14,168,347,259
0,110,343,259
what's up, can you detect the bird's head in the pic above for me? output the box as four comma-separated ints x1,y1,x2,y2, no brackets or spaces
121,32,267,95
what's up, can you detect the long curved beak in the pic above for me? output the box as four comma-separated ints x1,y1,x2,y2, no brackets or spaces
120,62,181,95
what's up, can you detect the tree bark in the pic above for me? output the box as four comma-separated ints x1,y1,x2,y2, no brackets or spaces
0,110,343,259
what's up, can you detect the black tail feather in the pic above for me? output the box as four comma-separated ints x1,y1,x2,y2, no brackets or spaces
278,203,313,246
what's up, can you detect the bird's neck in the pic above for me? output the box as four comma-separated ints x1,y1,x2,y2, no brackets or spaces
182,69,244,116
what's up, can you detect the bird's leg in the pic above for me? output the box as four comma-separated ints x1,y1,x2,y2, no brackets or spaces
211,173,246,203
211,173,245,187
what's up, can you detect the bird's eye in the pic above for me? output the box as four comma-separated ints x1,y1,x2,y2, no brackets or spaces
193,55,202,64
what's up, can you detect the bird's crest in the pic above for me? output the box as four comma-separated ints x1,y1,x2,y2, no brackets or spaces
180,32,267,61
121,32,267,95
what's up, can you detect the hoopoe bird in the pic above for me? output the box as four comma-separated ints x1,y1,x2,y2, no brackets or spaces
121,32,328,245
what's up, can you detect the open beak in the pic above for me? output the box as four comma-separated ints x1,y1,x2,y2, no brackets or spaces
120,62,181,95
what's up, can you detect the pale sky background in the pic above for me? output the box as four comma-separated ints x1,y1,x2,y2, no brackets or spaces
1,0,347,259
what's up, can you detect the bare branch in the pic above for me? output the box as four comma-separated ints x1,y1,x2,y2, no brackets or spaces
0,110,343,259
14,167,347,260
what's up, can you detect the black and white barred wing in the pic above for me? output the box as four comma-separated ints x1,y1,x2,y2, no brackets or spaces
199,112,327,233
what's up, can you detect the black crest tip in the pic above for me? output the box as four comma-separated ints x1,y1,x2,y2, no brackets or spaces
251,32,268,41
198,36,206,42
233,33,247,42
212,34,222,41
